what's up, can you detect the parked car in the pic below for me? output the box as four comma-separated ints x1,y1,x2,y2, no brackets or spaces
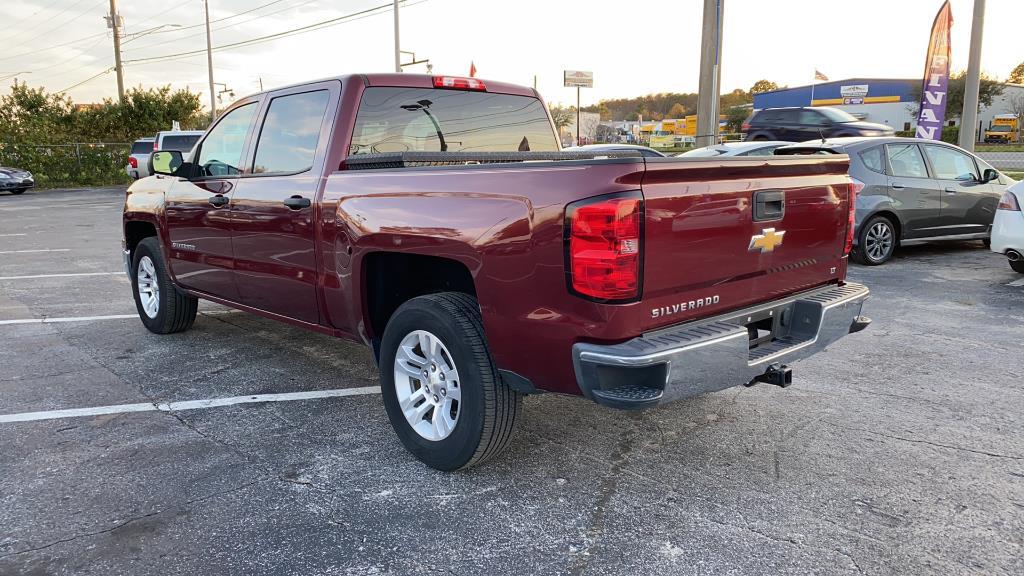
563,143,666,157
744,106,895,142
126,137,154,180
126,73,869,470
146,130,203,175
991,181,1024,273
677,141,789,157
0,166,34,195
776,137,1015,265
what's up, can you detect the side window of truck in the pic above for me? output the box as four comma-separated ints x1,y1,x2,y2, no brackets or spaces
252,90,331,175
195,103,258,177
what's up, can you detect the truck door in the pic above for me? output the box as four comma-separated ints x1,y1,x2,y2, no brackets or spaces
228,82,338,324
164,101,259,301
884,143,940,238
921,144,999,235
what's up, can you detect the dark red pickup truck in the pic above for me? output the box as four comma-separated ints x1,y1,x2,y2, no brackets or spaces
123,74,869,470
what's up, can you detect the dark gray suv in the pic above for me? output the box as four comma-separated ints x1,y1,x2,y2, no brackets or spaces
777,137,1015,265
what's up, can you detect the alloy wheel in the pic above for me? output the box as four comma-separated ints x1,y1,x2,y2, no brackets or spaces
865,221,894,262
137,255,160,318
393,329,461,441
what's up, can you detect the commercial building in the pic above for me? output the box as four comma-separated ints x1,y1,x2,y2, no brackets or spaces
752,77,1024,136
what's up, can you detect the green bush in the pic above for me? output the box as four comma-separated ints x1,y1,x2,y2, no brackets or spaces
894,126,959,144
0,143,131,188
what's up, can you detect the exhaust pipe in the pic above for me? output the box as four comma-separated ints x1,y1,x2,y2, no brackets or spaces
1008,250,1023,262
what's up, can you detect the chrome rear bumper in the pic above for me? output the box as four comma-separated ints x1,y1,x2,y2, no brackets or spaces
572,283,870,409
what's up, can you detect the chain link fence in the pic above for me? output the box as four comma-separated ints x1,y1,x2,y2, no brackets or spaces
976,149,1024,173
0,143,132,189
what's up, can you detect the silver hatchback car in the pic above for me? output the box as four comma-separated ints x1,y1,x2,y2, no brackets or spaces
777,137,1015,265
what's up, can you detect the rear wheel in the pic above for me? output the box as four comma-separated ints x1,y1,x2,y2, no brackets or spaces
131,237,198,334
854,215,897,265
379,292,521,471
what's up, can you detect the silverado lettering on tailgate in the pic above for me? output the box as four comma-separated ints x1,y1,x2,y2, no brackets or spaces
651,295,721,319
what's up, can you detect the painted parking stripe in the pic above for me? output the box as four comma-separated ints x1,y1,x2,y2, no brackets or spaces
0,271,122,280
0,387,382,423
0,233,28,237
0,309,240,326
0,249,71,254
1009,278,1024,287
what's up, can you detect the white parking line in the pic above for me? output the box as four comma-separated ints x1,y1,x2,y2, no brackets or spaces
0,387,382,423
0,271,122,280
0,249,71,254
1008,278,1024,287
0,309,240,326
0,233,28,237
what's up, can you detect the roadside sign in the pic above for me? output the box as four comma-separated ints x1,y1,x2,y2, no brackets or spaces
840,84,869,98
564,70,594,88
843,97,865,105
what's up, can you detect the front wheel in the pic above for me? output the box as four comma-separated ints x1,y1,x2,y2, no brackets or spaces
131,237,198,334
1010,259,1024,274
854,215,897,265
9,188,26,195
379,292,522,471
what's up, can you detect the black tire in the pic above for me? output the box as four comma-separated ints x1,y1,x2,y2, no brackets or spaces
751,135,769,141
853,215,897,265
9,188,26,195
131,237,198,334
1010,259,1024,274
982,237,991,248
379,292,522,471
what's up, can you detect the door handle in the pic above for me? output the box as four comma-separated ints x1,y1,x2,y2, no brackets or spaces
890,183,905,189
208,194,229,207
944,187,957,193
283,195,311,210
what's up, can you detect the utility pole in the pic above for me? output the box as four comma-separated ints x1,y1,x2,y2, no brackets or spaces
393,0,401,73
204,0,217,123
958,0,986,151
106,0,125,103
576,86,581,145
695,0,723,148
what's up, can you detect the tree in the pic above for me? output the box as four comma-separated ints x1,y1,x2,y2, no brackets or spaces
1009,62,1024,84
548,105,575,129
725,106,751,133
1008,92,1024,143
908,71,1005,120
667,103,687,118
749,79,779,95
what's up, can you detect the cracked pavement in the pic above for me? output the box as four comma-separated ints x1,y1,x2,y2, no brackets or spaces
1,187,1022,575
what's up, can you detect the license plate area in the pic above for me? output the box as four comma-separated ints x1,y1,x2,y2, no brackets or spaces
741,304,794,350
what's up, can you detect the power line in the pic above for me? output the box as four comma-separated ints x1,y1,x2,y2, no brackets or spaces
122,0,321,53
0,31,108,64
121,0,295,44
6,0,64,29
124,1,418,66
8,0,108,49
58,67,114,93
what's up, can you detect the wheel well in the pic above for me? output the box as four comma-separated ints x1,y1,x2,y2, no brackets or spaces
124,220,157,257
868,211,902,242
363,252,476,340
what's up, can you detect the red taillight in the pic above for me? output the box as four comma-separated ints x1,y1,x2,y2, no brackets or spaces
153,141,159,151
845,178,863,256
128,157,138,168
567,195,642,301
997,191,1021,211
432,76,486,91
741,122,751,132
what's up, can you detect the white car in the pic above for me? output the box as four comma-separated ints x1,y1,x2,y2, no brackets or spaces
675,141,790,157
126,137,154,180
991,181,1024,273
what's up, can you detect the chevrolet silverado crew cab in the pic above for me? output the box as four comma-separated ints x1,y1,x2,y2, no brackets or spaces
123,74,870,470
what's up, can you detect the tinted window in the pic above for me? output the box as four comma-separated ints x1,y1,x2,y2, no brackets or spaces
922,145,979,181
885,144,928,178
817,108,858,123
253,90,329,174
799,110,828,125
162,135,201,151
131,140,153,154
350,88,558,154
196,103,257,177
859,146,885,174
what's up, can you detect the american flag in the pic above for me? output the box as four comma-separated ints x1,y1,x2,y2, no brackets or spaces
814,69,829,81
469,61,477,78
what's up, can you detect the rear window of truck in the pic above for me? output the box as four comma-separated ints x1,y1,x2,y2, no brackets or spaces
349,87,558,155
131,141,153,154
161,135,201,151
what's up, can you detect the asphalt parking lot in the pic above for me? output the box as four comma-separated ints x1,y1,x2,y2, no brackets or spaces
1,186,1022,576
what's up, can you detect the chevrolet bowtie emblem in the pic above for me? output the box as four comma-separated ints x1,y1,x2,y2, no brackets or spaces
749,228,785,253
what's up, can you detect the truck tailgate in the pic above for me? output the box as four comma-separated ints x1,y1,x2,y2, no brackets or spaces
640,155,853,331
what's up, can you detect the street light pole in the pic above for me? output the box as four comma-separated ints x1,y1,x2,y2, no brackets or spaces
393,0,401,73
107,0,125,103
695,0,724,148
204,0,217,123
958,0,986,151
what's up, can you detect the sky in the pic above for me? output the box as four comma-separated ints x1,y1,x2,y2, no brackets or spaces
0,0,1021,112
